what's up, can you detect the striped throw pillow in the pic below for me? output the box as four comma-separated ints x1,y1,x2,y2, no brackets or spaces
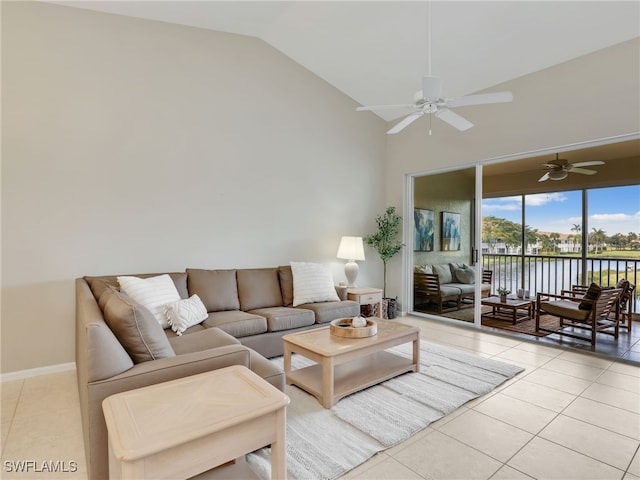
290,262,340,307
117,274,181,328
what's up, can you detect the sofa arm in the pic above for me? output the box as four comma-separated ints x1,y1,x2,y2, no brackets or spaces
82,345,252,480
88,345,250,402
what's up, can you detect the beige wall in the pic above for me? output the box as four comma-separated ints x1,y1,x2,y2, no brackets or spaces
385,38,640,307
2,3,638,374
1,3,387,373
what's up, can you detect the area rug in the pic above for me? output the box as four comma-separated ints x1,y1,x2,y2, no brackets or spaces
246,341,524,480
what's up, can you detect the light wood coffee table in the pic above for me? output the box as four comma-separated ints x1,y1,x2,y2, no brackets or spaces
283,318,420,408
102,365,289,480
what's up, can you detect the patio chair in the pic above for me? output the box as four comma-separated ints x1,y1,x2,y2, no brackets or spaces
564,280,635,333
535,283,623,346
613,279,635,333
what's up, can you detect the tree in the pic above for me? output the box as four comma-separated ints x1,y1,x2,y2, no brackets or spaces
364,206,404,298
549,232,560,253
482,216,521,253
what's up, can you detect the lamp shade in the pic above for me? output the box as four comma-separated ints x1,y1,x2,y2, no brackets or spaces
336,236,365,261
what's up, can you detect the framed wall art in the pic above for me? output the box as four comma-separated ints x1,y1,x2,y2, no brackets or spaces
413,208,435,251
441,211,461,251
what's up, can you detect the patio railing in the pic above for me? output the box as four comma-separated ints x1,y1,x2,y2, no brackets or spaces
482,254,639,313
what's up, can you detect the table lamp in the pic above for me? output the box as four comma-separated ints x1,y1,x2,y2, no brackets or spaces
336,236,365,287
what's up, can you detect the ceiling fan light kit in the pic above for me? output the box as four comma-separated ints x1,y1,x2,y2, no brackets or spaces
537,153,605,182
548,170,569,181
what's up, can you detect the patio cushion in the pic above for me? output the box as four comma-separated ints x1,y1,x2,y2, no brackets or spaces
448,283,474,295
540,299,590,322
440,285,462,296
433,264,453,284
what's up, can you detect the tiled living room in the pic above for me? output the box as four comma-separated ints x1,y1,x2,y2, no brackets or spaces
3,316,640,479
3,2,639,480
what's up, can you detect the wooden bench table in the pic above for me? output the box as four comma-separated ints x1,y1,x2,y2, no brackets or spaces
102,365,290,480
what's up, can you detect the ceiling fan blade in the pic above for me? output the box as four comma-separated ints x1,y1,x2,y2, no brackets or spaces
435,109,474,131
569,167,597,175
422,76,443,100
538,172,550,182
387,112,424,134
356,104,416,112
570,160,605,168
448,91,513,108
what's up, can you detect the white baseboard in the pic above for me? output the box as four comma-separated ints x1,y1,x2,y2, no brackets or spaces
1,362,76,383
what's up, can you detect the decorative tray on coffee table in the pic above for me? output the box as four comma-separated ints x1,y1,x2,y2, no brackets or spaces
329,318,378,338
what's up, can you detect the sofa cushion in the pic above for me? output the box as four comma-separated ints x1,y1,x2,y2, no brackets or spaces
168,326,240,354
579,283,602,310
164,323,207,338
164,294,208,336
237,268,283,311
278,265,295,307
103,291,176,363
432,264,453,284
187,268,240,312
290,261,340,307
296,300,360,324
202,310,267,338
117,274,182,328
247,307,315,332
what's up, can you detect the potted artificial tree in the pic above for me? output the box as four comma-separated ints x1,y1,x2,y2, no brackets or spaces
364,206,404,319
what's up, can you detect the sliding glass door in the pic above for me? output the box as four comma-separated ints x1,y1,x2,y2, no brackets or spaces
409,166,482,325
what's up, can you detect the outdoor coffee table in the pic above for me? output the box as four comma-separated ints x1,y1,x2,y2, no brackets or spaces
481,295,535,324
282,318,420,408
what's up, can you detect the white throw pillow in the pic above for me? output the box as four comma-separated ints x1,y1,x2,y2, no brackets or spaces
164,295,208,336
117,274,181,328
290,261,340,307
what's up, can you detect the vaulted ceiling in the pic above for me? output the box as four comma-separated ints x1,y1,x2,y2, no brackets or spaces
49,1,640,185
53,1,639,121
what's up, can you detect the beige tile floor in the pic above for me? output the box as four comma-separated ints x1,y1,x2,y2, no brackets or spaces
1,315,639,480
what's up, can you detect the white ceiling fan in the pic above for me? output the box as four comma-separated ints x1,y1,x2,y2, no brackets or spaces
356,2,513,135
538,153,605,182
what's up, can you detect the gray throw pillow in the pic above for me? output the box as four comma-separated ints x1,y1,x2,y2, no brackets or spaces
103,291,175,363
455,268,475,284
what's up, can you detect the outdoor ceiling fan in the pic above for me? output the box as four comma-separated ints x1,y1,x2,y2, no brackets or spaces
356,2,513,135
538,154,605,182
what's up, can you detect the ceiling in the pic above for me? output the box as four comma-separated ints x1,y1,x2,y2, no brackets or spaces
53,1,640,122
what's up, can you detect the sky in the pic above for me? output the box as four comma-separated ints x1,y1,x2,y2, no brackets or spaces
482,185,640,236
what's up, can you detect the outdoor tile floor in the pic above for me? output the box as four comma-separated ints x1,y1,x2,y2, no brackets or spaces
1,315,639,479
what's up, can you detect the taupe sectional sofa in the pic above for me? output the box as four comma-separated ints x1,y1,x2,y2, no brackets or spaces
76,265,359,480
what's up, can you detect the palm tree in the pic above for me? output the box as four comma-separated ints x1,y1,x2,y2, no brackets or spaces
589,228,606,254
570,224,582,252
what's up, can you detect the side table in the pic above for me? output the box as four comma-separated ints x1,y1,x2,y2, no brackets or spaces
347,287,384,318
102,365,290,480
